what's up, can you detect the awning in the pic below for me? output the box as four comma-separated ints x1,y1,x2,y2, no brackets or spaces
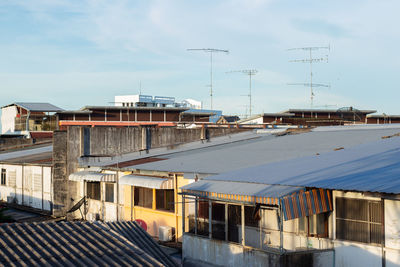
280,188,332,221
69,171,116,182
119,175,174,189
181,180,304,205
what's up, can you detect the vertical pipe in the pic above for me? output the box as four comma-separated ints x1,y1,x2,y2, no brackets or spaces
279,204,283,252
174,174,179,243
182,195,186,238
241,204,245,246
152,188,156,210
259,209,262,249
209,200,212,239
210,52,213,110
116,172,119,221
130,186,133,221
225,203,228,241
195,197,198,235
41,166,44,211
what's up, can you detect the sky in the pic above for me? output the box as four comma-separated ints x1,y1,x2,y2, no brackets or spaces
1,0,400,116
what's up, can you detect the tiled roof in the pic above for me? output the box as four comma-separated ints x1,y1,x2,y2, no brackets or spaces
0,221,176,267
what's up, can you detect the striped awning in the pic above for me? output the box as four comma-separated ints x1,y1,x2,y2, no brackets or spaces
69,171,116,182
280,188,332,221
119,175,174,189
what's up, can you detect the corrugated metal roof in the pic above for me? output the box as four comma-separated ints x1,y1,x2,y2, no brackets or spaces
202,136,400,194
8,102,64,112
0,145,53,164
0,221,175,266
182,180,303,199
119,175,173,189
69,171,116,182
105,221,177,267
128,125,400,174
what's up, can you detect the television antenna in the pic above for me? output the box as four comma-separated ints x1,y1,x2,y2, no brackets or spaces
288,45,330,107
227,69,258,117
187,48,229,110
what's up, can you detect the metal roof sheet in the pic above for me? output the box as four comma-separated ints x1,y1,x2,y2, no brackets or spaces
182,180,303,199
202,136,400,194
69,171,116,182
0,145,53,164
129,125,400,174
0,221,175,266
3,102,64,112
119,175,173,189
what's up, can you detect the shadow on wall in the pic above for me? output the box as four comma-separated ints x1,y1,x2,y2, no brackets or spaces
4,192,53,214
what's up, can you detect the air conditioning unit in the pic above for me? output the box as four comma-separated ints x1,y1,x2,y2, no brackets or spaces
159,226,173,242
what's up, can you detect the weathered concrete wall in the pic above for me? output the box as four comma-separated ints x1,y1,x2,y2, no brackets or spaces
183,234,334,267
52,130,68,216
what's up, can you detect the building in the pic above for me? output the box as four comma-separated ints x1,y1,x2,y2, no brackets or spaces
70,124,400,243
180,135,400,267
57,106,219,129
1,102,63,138
0,144,53,213
366,114,400,124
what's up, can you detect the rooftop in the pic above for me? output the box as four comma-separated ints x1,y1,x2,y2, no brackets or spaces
0,220,176,267
2,102,64,112
199,134,400,195
88,124,400,176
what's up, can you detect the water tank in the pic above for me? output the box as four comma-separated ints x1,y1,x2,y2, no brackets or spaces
159,226,173,242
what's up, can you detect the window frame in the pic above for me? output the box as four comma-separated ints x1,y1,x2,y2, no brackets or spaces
335,197,383,245
134,186,153,209
155,189,174,212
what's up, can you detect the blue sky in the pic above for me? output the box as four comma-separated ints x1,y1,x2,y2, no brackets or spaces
1,0,400,116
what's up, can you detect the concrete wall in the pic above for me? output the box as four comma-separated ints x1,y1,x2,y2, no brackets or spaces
183,234,334,267
0,163,52,211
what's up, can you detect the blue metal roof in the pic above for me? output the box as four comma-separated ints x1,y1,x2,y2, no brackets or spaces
202,136,400,194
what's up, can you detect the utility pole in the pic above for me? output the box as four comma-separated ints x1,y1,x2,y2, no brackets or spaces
187,48,229,110
227,69,258,117
288,46,330,107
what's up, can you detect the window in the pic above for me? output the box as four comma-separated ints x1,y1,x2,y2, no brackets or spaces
156,189,174,212
298,213,329,238
1,169,6,185
336,197,382,244
105,183,114,203
245,206,260,228
134,187,153,208
212,203,225,240
87,182,100,200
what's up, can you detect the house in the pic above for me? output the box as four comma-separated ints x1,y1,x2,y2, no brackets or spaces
1,102,63,138
0,220,177,266
366,114,400,124
180,135,400,266
0,144,53,213
70,124,400,244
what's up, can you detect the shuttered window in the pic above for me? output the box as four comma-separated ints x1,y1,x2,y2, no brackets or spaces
336,197,383,244
156,189,174,212
105,183,114,203
1,169,6,185
87,182,101,200
134,187,153,208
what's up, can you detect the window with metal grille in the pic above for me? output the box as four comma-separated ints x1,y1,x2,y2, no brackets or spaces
1,169,6,185
105,183,114,203
156,189,174,212
336,197,382,244
134,187,153,208
86,182,101,200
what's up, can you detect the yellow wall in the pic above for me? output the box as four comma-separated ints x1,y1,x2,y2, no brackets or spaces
121,174,193,240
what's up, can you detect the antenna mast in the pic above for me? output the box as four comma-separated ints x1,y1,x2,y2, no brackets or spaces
288,45,330,107
227,69,258,117
187,48,229,110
